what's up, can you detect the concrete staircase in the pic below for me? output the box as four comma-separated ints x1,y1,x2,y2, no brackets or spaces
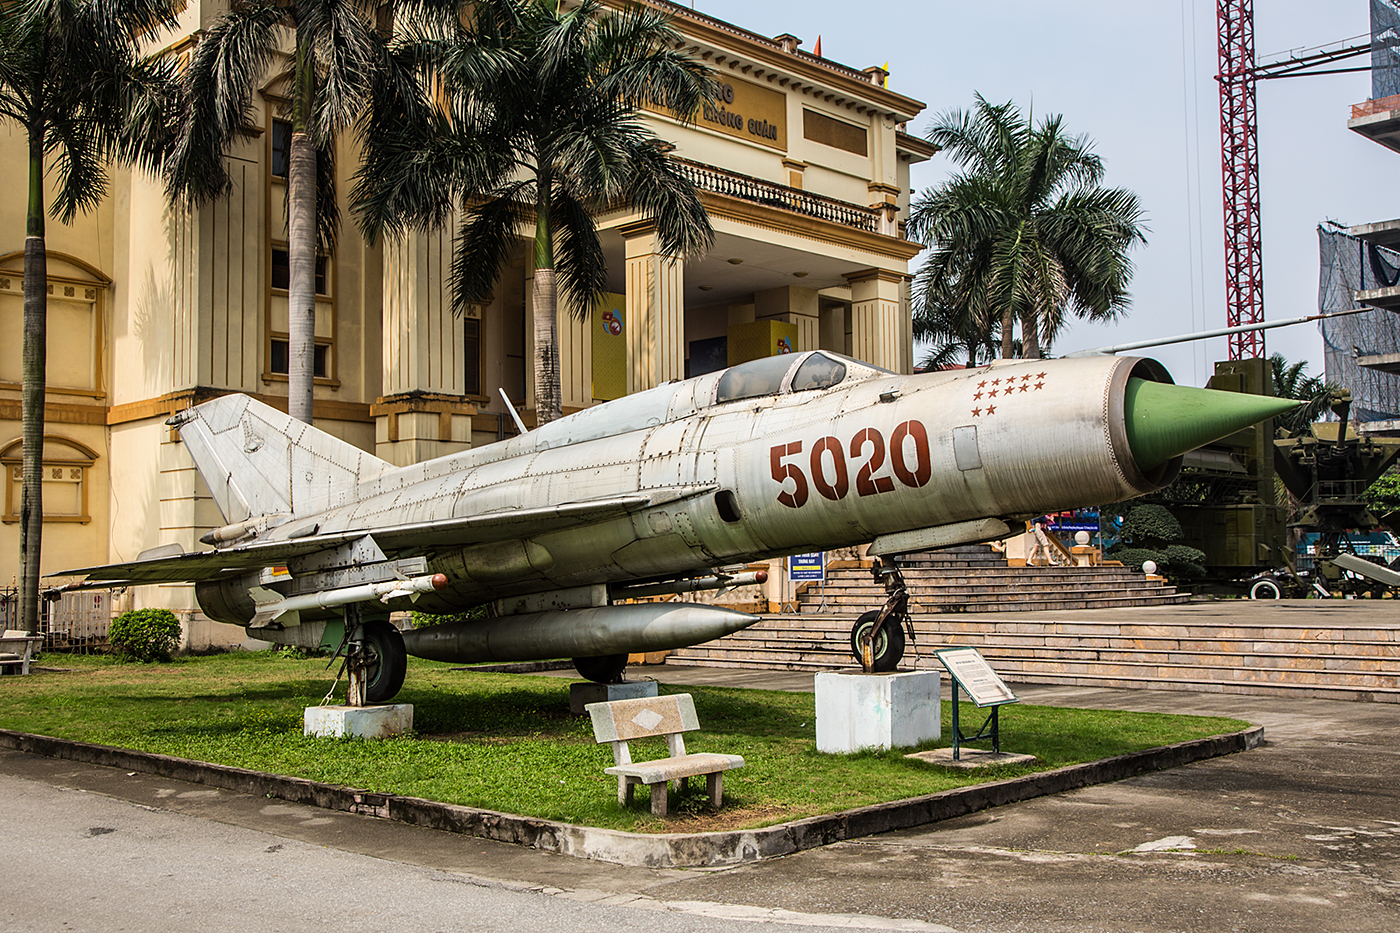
664,604,1400,702
797,545,1190,615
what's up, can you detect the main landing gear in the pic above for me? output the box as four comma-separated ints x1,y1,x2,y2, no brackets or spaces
339,606,408,704
850,558,913,672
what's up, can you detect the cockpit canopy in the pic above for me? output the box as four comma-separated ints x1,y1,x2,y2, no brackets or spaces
713,350,881,405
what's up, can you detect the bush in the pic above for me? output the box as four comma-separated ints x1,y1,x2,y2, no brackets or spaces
108,608,182,662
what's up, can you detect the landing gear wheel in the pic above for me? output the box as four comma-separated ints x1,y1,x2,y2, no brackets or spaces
573,654,628,684
850,609,906,672
1249,576,1283,600
359,620,407,703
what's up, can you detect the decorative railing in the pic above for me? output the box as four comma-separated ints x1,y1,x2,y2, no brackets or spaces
673,158,879,233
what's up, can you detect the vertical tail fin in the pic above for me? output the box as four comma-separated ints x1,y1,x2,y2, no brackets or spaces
169,394,391,523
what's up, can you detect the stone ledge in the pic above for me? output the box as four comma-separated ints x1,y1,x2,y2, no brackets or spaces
0,723,1261,869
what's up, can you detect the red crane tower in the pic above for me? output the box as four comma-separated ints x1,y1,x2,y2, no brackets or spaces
1217,0,1264,360
1215,1,1370,360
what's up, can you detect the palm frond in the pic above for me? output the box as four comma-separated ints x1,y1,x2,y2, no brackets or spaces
164,2,285,204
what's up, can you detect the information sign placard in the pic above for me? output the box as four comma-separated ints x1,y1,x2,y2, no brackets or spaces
935,648,1018,708
788,552,824,581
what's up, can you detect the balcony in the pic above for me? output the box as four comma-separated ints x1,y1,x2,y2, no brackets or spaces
1348,93,1400,155
673,158,879,233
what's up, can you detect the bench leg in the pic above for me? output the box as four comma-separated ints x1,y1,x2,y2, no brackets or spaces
618,776,636,807
707,771,724,809
648,781,668,818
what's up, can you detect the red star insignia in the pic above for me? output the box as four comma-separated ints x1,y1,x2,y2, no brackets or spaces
986,404,996,414
1019,384,1029,393
977,380,987,388
988,389,998,398
1036,372,1047,379
1021,374,1032,382
971,407,982,417
1034,382,1044,390
974,391,983,400
991,378,1001,385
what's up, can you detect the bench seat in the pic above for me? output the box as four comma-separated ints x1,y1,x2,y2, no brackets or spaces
588,693,745,818
605,751,745,787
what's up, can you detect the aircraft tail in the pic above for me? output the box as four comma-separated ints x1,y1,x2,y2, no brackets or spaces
169,394,392,523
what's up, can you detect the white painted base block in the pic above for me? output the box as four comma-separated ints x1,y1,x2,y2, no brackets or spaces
815,670,941,754
570,680,658,715
304,704,414,739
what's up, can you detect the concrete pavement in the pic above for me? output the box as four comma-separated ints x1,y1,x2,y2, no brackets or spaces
3,659,1398,930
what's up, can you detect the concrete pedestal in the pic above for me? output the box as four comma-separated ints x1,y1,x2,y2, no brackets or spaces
569,679,658,715
815,670,940,753
304,704,414,739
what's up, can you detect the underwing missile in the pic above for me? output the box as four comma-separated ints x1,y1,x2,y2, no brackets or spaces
401,602,759,664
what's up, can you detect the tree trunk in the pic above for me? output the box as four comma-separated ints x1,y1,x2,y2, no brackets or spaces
532,188,562,426
20,129,47,635
1021,310,1040,359
286,130,317,424
1000,307,1014,359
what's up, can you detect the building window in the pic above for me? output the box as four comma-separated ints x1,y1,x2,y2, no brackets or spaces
2,436,98,524
270,247,328,296
269,339,329,378
464,317,481,396
270,119,293,179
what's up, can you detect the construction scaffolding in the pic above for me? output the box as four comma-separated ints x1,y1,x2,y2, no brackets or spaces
1375,0,1400,100
1319,224,1400,422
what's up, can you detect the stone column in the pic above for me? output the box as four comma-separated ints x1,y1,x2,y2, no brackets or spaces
755,285,821,352
845,268,910,374
621,220,685,394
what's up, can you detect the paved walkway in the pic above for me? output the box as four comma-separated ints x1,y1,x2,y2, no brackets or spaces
3,658,1398,932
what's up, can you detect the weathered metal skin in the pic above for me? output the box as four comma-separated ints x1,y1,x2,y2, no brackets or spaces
60,350,1292,666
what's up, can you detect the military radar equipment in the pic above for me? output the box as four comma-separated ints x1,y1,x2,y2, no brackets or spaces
1262,390,1400,598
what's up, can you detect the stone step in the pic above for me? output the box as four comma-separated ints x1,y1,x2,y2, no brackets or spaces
800,594,1192,614
660,655,1399,703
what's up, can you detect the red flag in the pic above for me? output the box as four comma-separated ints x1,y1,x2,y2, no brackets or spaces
813,35,822,58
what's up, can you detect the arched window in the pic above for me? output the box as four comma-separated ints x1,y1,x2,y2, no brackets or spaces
2,435,99,524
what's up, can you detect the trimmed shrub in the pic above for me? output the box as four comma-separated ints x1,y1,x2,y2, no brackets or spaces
108,608,182,662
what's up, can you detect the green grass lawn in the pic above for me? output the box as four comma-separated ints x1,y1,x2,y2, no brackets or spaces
0,652,1248,833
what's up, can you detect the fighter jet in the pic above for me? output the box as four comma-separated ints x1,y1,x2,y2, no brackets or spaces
56,350,1294,701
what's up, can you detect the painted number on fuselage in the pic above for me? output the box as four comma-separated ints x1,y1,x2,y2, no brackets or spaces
770,421,932,509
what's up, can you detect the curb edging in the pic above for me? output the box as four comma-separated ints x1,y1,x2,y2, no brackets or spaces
0,724,1262,868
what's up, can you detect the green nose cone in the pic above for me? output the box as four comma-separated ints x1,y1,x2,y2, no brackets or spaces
1124,378,1301,472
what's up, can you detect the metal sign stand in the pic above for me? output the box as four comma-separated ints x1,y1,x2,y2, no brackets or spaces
936,648,1019,761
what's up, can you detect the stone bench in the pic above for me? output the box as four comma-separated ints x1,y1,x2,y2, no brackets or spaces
0,630,43,675
586,693,744,817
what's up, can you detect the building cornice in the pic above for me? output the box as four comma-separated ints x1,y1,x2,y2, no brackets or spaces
615,0,926,122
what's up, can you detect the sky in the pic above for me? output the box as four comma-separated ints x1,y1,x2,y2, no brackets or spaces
689,0,1395,388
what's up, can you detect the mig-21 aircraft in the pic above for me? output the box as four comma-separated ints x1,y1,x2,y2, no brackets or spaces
55,350,1294,701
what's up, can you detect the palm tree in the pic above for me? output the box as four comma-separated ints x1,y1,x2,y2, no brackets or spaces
907,95,1146,360
354,0,715,425
1270,352,1334,436
163,0,381,424
0,0,180,634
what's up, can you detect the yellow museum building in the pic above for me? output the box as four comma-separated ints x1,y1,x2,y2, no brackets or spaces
0,1,932,645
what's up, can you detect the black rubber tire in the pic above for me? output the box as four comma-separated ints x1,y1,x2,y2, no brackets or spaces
573,654,628,684
361,620,408,703
850,609,905,672
1249,576,1283,600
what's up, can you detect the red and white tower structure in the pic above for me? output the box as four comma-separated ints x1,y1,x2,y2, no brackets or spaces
1217,0,1266,360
